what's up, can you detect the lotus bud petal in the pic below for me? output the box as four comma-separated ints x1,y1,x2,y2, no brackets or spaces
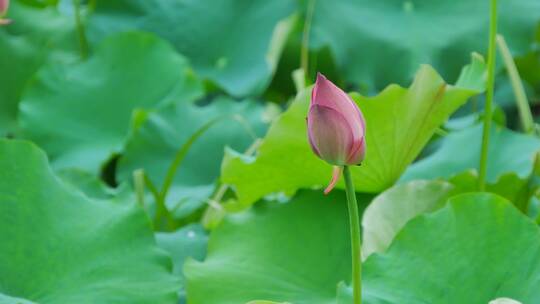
307,72,366,166
0,0,11,25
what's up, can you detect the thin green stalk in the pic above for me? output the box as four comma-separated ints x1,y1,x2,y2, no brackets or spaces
496,34,534,134
144,174,161,203
133,169,146,208
301,0,316,77
72,0,88,59
142,173,172,229
343,166,362,304
478,0,498,191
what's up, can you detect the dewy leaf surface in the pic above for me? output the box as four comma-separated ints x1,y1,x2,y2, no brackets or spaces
0,139,179,303
19,31,203,173
117,97,269,217
89,0,296,97
310,0,540,89
222,56,485,206
184,190,362,304
401,124,540,182
156,224,208,302
362,193,540,303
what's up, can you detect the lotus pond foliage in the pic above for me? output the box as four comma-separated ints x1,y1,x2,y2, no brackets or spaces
1,0,540,303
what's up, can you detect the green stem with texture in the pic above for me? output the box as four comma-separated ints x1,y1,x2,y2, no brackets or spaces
478,0,498,191
72,0,88,59
496,34,534,134
343,166,362,304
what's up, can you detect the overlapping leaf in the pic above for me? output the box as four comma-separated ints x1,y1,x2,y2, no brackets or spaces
185,190,540,304
363,174,540,260
0,139,179,303
362,193,540,303
19,31,203,173
361,180,454,259
89,0,296,97
222,56,485,206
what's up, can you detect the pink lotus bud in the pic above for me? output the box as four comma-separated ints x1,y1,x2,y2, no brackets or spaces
308,73,366,165
0,0,10,25
307,73,366,194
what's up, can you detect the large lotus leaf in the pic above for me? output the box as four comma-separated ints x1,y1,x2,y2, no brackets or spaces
19,31,203,173
222,56,485,206
0,0,77,135
0,139,179,303
117,97,269,217
401,124,540,182
186,190,540,303
89,0,296,97
361,193,540,303
184,190,373,304
309,0,540,90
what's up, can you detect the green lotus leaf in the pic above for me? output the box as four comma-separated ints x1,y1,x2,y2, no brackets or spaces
0,0,77,135
222,56,485,206
89,0,296,97
401,124,540,182
185,190,373,304
185,190,540,303
19,31,203,173
362,193,540,303
362,173,540,261
361,180,454,260
0,139,179,303
310,0,540,90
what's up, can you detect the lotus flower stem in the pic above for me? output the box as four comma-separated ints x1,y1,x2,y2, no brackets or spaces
72,0,89,59
478,0,498,191
306,73,365,301
343,165,362,304
496,34,534,134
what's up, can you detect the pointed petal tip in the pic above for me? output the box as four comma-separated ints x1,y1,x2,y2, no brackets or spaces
316,72,326,83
